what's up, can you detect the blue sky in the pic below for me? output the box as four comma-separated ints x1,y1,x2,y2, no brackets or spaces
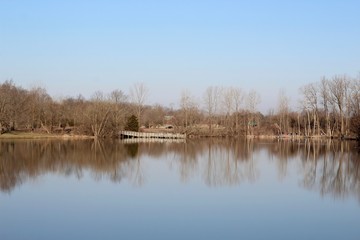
1,0,359,112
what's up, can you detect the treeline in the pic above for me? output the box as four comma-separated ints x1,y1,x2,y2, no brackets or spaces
0,80,130,138
298,75,360,138
1,74,360,138
179,74,360,138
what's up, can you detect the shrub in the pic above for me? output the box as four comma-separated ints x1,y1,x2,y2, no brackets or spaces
124,115,139,132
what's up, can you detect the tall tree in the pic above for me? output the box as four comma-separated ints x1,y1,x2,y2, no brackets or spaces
232,87,244,134
328,75,350,137
277,89,290,134
350,78,360,116
203,86,220,134
109,89,128,133
246,90,261,136
222,87,234,133
180,89,195,129
0,80,28,132
130,82,149,127
319,77,332,137
83,91,112,138
300,83,319,136
28,86,53,132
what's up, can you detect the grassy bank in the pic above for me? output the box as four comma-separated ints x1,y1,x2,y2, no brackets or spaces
0,131,94,140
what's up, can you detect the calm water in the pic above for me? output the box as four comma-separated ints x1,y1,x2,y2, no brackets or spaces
0,138,360,240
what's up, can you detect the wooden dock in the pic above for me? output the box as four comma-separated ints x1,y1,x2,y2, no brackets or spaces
121,138,185,144
120,131,186,139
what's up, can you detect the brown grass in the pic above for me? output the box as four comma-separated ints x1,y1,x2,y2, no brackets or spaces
0,131,94,139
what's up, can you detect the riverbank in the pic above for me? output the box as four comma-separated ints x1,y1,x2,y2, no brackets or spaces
0,131,94,140
1,131,357,141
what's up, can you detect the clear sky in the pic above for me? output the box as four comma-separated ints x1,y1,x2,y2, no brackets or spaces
1,0,359,112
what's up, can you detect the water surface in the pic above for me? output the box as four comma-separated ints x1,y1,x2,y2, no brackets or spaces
0,139,359,240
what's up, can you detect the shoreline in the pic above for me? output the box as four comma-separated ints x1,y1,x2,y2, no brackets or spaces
0,132,94,140
0,131,358,141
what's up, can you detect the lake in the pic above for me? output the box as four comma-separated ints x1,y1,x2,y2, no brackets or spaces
0,138,359,240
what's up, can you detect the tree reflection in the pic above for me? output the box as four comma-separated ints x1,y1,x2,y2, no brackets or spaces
125,143,139,158
300,140,360,200
0,138,359,201
0,139,136,192
198,138,259,186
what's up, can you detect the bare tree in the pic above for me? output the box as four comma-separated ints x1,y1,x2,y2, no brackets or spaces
203,86,220,134
300,83,320,136
222,87,234,132
328,75,350,137
83,91,112,138
319,77,332,137
277,89,290,134
109,89,128,133
246,90,261,136
61,94,85,131
28,86,53,133
130,82,149,127
350,78,360,116
218,87,244,135
143,104,167,127
0,80,29,132
180,89,193,129
232,87,244,134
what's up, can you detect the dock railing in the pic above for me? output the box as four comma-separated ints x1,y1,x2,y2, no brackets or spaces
120,131,186,139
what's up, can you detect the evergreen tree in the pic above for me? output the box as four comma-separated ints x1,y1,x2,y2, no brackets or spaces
124,115,139,132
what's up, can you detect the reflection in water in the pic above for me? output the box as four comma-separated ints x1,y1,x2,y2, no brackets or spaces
0,139,359,201
125,143,139,158
266,139,360,201
299,140,360,201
